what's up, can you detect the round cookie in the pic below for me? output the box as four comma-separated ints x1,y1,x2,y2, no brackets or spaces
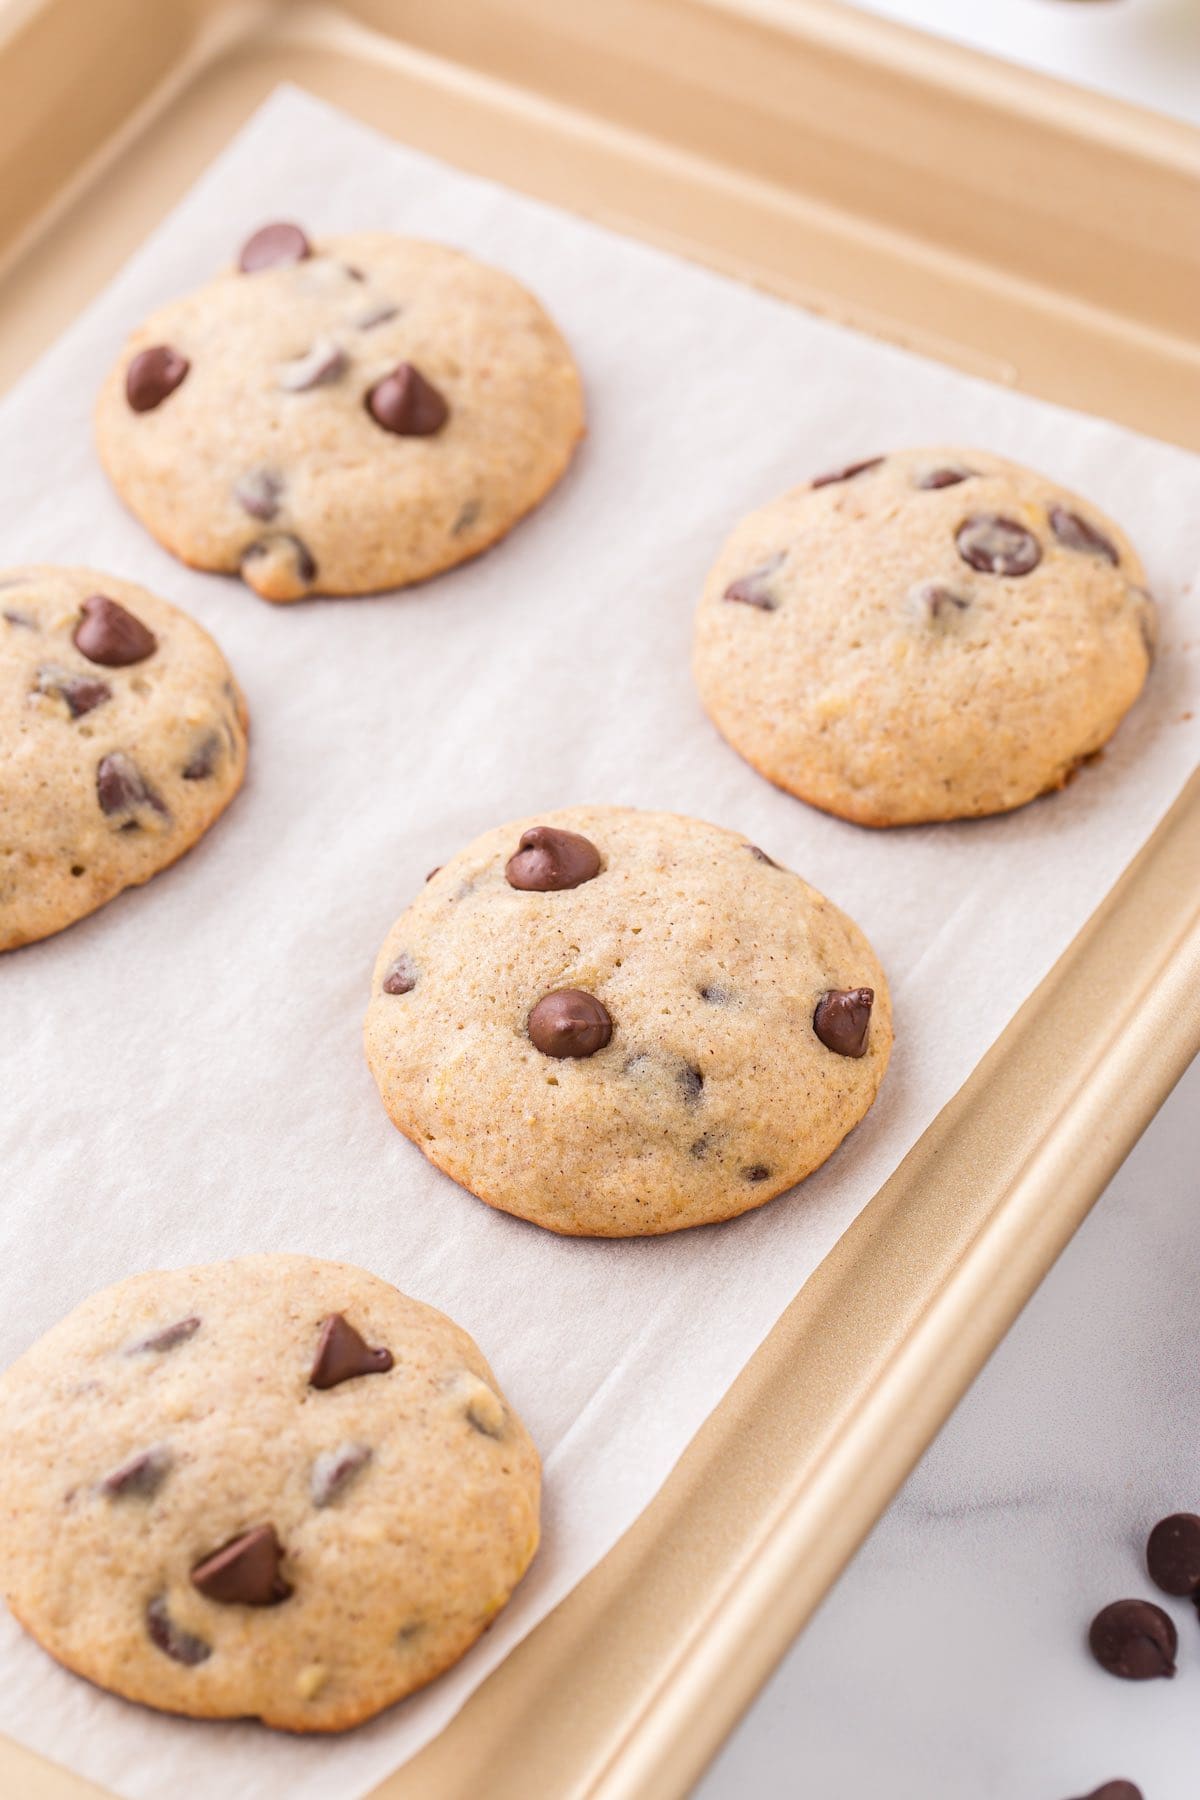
692,448,1157,827
1,566,247,951
0,1254,540,1732
364,806,892,1236
95,222,585,601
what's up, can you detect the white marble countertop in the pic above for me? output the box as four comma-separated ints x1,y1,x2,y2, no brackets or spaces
697,7,1199,1797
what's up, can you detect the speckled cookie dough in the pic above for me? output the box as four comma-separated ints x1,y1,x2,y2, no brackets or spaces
1,566,247,951
0,1255,540,1732
95,222,585,601
364,806,892,1236
692,448,1156,827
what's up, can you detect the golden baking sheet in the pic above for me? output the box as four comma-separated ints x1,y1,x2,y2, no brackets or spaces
0,3,1196,1797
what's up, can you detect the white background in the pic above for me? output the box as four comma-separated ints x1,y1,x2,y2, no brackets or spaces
699,4,1200,1797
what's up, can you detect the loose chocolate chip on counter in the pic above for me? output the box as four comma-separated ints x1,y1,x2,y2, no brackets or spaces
956,513,1042,577
382,953,418,995
1049,504,1119,565
234,469,283,521
278,337,348,392
743,1165,771,1183
1088,1598,1176,1679
192,1524,292,1606
366,362,449,436
73,593,157,667
100,1444,173,1500
355,301,400,331
1066,1784,1144,1800
505,825,602,893
745,844,782,868
909,581,970,624
527,989,613,1059
146,1596,211,1666
241,532,318,585
36,666,111,719
182,734,220,781
96,752,167,820
914,464,977,490
1146,1512,1200,1596
811,456,884,489
310,1443,372,1508
310,1313,394,1390
678,1064,704,1104
125,345,190,413
127,1315,200,1355
238,221,312,273
723,552,784,610
813,987,874,1058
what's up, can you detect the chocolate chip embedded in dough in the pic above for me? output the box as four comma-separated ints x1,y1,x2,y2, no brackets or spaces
909,581,970,625
241,532,317,586
36,666,111,719
278,337,348,392
125,345,189,413
914,464,976,490
191,1524,292,1606
746,844,782,869
527,989,612,1059
73,593,157,667
382,954,418,995
743,1164,770,1183
146,1596,211,1666
100,1444,173,1500
813,987,874,1057
238,222,312,273
723,553,784,610
1048,504,1119,565
309,1313,394,1390
310,1443,372,1508
126,1315,200,1355
505,825,601,893
366,362,449,437
678,1064,704,1104
355,301,400,331
811,456,883,489
96,752,167,820
182,734,221,781
955,513,1042,577
234,469,283,521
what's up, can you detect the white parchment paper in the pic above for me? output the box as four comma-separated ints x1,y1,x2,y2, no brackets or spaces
0,87,1197,1800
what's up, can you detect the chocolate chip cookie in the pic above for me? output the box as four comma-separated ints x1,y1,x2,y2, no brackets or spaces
0,1254,540,1731
364,807,892,1235
1,566,247,951
692,449,1156,826
95,223,585,600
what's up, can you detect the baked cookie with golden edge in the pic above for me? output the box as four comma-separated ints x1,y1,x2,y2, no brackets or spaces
0,566,247,951
95,221,585,601
0,1255,539,1732
692,449,1156,827
364,806,892,1236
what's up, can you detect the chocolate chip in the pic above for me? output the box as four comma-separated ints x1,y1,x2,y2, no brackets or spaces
309,1313,394,1389
241,532,317,584
366,362,449,436
689,1135,710,1159
192,1524,292,1606
100,1444,172,1499
723,553,784,610
699,984,732,1005
356,301,400,331
238,221,311,273
812,456,884,489
278,337,347,392
814,987,874,1057
73,593,157,666
310,1443,372,1508
914,464,976,489
678,1065,704,1103
1146,1512,1200,1596
527,989,612,1059
96,752,166,819
182,734,220,780
343,264,365,282
909,581,970,624
234,469,282,520
425,867,441,882
127,1315,200,1355
505,825,602,893
1067,1785,1143,1800
746,844,781,868
452,498,481,535
126,345,189,413
744,1165,770,1182
1088,1599,1176,1679
382,954,417,995
1049,504,1119,565
956,513,1042,577
3,607,35,628
36,666,111,718
146,1596,211,1666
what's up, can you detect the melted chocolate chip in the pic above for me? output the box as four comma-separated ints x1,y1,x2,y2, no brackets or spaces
914,464,976,489
278,338,347,392
100,1444,173,1499
812,456,884,489
505,826,602,893
382,954,417,995
126,345,189,412
192,1524,292,1606
909,581,970,624
527,989,612,1059
73,593,157,667
238,222,312,273
182,734,220,781
1049,504,1119,565
36,666,111,718
146,1596,211,1666
241,532,317,584
814,988,874,1057
956,513,1042,577
723,553,784,610
746,844,782,868
356,301,400,331
96,752,166,819
127,1315,200,1355
310,1443,372,1508
234,469,282,520
1146,1512,1200,1596
744,1165,770,1183
366,363,449,436
678,1065,704,1103
310,1313,394,1390
1088,1599,1176,1679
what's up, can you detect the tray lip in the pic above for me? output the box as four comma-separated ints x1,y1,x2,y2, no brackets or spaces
0,2,1197,1797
